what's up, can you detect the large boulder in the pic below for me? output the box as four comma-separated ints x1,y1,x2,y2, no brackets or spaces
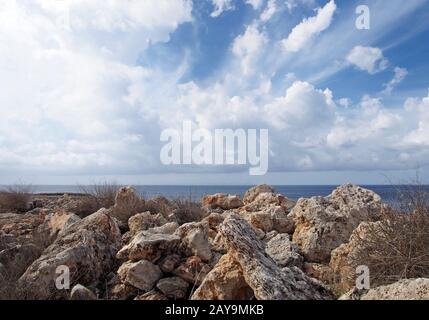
202,194,243,210
243,185,275,204
117,231,181,263
0,243,42,280
109,187,144,223
219,214,333,300
288,184,382,263
117,260,162,292
192,253,253,300
175,222,212,262
361,279,429,300
265,234,303,269
70,284,97,300
243,193,295,213
17,209,121,300
128,212,167,234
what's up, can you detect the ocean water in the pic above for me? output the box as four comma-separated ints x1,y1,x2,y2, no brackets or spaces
29,185,429,204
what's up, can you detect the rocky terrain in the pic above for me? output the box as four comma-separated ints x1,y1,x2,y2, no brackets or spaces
1,184,428,300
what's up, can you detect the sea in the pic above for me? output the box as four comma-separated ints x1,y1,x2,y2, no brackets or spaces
27,185,429,205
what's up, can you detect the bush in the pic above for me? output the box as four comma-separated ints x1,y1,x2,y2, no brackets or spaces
76,182,121,217
351,185,429,286
170,198,206,225
0,184,33,213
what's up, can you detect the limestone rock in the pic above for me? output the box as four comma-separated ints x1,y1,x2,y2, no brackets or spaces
288,184,382,263
243,185,275,204
110,187,144,223
118,260,162,292
109,283,138,300
117,231,181,262
361,279,429,300
173,256,211,286
157,277,189,299
175,222,212,262
243,193,295,213
0,243,42,280
265,234,304,268
192,253,253,300
128,212,167,234
17,209,121,300
70,284,97,300
135,290,168,300
158,254,181,273
202,194,243,210
220,214,333,300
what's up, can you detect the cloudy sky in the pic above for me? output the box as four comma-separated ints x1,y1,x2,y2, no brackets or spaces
0,0,429,185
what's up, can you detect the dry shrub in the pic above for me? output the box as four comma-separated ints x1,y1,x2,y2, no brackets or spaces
0,184,33,213
143,196,171,217
170,197,205,225
351,185,429,286
76,182,121,217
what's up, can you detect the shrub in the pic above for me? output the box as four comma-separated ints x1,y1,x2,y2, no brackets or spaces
170,197,206,225
76,182,121,217
0,184,33,213
351,185,429,286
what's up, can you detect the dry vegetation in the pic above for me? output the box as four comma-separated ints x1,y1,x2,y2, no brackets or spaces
75,182,121,217
351,185,429,287
0,184,33,213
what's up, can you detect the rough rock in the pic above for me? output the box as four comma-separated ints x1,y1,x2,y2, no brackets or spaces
135,290,168,300
158,254,181,273
202,194,243,210
288,184,382,263
70,284,97,300
156,277,189,299
243,185,275,204
118,260,162,292
110,187,144,223
245,211,273,233
109,283,138,300
192,253,253,300
265,234,304,268
46,210,81,237
175,222,212,262
173,256,211,286
243,193,295,213
0,243,42,280
362,279,429,300
17,209,122,299
220,214,333,300
128,212,167,234
117,231,181,262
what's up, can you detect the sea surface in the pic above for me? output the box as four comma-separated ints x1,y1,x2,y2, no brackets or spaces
27,185,429,205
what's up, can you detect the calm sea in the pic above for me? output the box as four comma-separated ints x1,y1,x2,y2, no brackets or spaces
28,185,429,204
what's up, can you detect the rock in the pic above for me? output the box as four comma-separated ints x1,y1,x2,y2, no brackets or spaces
110,187,144,223
269,206,295,234
117,231,181,262
243,193,295,213
202,194,243,210
46,210,81,237
0,243,42,280
245,211,273,233
361,279,429,300
156,277,189,299
70,284,97,300
17,209,122,300
303,263,336,285
158,254,181,273
243,185,275,204
128,212,167,234
175,222,212,262
135,290,168,300
220,214,333,300
288,184,382,263
109,283,139,300
192,253,253,300
265,234,304,268
173,256,211,286
147,222,179,235
118,260,162,292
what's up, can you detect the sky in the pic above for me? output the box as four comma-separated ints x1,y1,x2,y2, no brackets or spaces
0,0,429,185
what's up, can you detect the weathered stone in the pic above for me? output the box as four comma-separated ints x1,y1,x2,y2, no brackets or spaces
175,222,212,262
243,185,275,204
147,222,179,235
269,206,295,234
46,210,81,237
173,256,211,286
17,209,121,299
128,212,167,234
110,187,144,223
265,234,304,268
288,184,382,263
202,194,243,210
118,260,162,292
220,214,334,300
70,284,97,300
158,254,181,273
135,289,168,300
245,211,273,233
109,283,138,300
359,279,429,300
0,243,42,280
117,231,180,262
192,253,253,300
157,277,189,299
243,193,295,213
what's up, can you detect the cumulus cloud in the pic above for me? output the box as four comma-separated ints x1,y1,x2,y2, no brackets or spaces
211,0,235,18
347,46,389,74
282,0,337,52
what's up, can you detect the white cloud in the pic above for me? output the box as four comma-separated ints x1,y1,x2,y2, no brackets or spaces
246,0,264,10
211,0,235,18
346,46,389,74
260,0,277,22
282,0,337,52
382,67,408,95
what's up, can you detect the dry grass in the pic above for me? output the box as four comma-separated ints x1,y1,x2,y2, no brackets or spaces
75,182,121,217
0,184,33,213
351,185,429,287
170,197,205,225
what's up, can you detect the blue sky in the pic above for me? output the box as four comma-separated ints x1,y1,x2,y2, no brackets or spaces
0,0,429,185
